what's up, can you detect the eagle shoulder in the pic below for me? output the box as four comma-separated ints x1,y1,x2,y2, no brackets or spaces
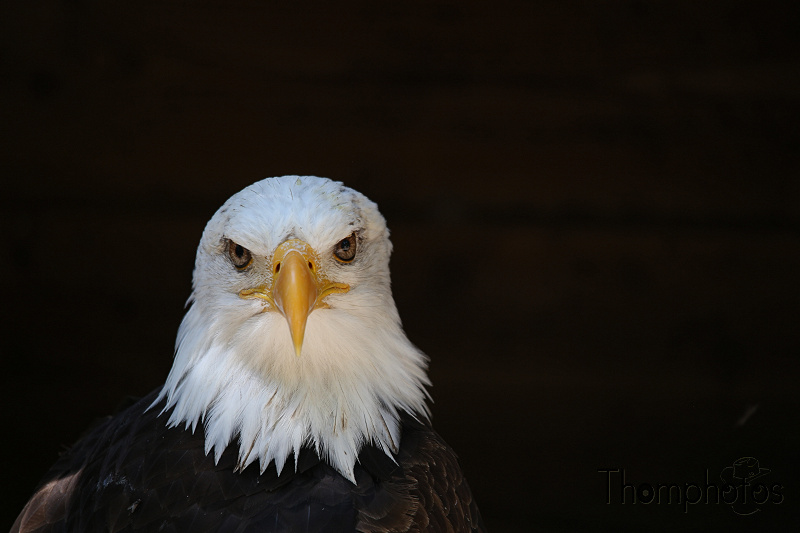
356,414,486,533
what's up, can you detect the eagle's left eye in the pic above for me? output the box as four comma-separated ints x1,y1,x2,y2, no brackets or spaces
227,240,253,270
333,234,357,263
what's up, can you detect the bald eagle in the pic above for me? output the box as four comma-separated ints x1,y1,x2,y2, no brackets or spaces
13,176,486,532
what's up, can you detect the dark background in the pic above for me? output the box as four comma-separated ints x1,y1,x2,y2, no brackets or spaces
2,1,799,531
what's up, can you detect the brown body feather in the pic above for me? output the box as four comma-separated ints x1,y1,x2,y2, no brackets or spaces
12,390,486,533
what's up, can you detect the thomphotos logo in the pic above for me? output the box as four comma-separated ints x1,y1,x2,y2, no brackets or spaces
599,457,784,514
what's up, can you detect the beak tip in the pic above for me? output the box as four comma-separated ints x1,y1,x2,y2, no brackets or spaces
289,325,305,356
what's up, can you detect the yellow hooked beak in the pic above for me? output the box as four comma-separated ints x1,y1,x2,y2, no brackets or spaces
239,239,349,356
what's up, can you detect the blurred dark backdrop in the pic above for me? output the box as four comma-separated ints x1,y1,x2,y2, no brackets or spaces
2,1,799,531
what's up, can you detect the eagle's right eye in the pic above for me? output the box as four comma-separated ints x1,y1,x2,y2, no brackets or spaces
227,240,253,270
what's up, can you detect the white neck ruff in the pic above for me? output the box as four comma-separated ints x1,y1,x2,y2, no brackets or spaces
153,300,430,482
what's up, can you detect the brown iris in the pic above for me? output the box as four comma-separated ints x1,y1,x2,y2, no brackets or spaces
333,234,357,263
227,240,253,270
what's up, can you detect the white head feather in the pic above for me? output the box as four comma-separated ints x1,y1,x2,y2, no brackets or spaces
153,176,431,481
